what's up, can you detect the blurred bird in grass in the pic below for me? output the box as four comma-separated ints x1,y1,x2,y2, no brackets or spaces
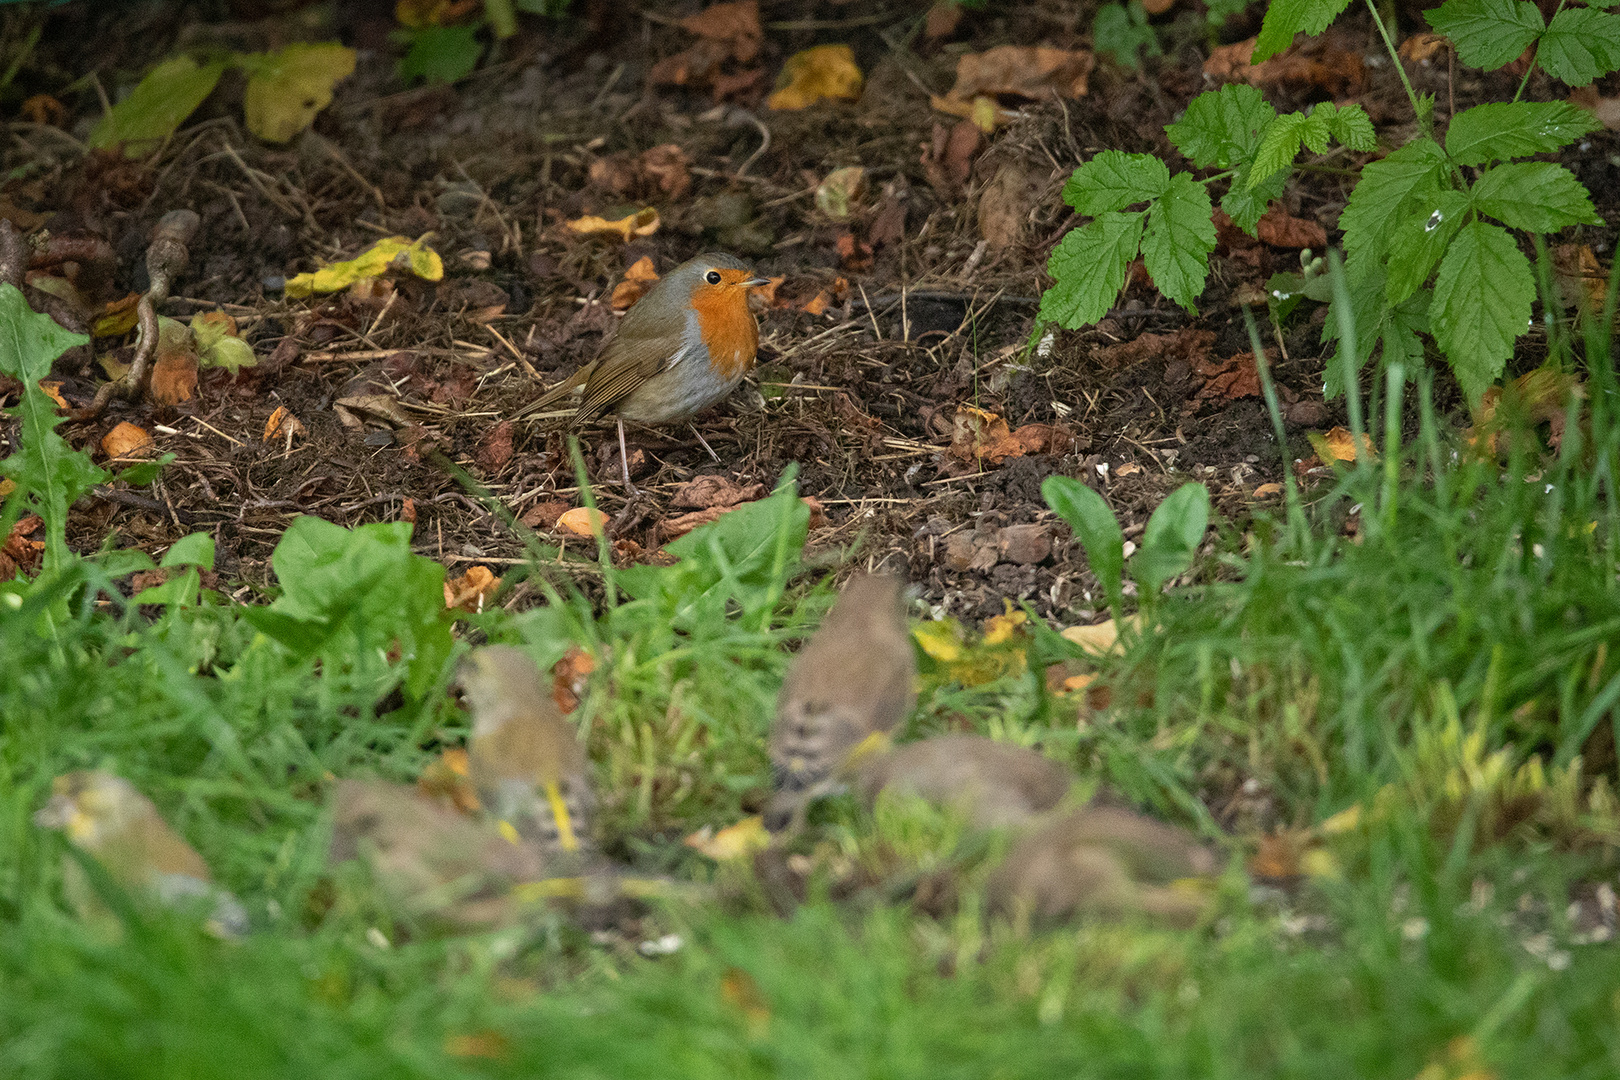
33,769,248,939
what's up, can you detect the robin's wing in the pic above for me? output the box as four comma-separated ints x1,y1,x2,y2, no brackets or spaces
516,364,593,418
574,311,692,421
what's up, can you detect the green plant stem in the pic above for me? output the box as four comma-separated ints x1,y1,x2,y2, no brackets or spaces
1512,0,1565,103
1242,304,1311,557
1363,0,1429,139
1380,360,1405,540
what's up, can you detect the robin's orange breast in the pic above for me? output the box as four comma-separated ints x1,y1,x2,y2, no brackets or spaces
689,288,760,381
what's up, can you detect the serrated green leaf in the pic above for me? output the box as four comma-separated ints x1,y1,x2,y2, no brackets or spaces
1250,112,1308,187
88,57,227,157
1471,162,1601,231
1254,0,1354,62
1338,138,1448,259
1167,84,1276,168
1425,0,1544,70
1383,290,1431,366
1133,483,1211,595
1385,190,1469,305
1093,2,1162,69
1430,221,1532,401
1041,476,1124,615
1321,251,1387,397
1445,101,1600,165
1325,103,1375,150
160,532,216,569
1038,212,1146,329
1142,173,1216,312
1063,152,1169,215
1536,6,1620,86
1223,161,1288,232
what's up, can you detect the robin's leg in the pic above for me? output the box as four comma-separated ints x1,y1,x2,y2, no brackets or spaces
617,418,637,492
689,423,721,465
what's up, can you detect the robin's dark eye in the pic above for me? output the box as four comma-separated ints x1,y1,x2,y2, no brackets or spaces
705,270,722,285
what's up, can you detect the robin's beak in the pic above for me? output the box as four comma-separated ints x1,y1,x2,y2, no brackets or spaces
741,275,771,288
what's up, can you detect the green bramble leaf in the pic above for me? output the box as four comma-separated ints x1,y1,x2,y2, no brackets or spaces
1337,138,1448,260
1429,221,1533,402
1250,103,1376,189
1384,190,1469,305
1250,113,1310,187
1323,102,1375,151
1093,1,1162,69
1223,161,1288,233
1425,0,1544,70
1253,0,1354,63
1037,211,1146,329
1445,101,1600,166
1536,6,1620,86
1167,84,1276,168
1063,151,1169,214
1142,173,1215,312
1470,162,1601,231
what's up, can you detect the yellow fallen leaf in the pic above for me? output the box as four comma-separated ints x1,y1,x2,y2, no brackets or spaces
912,618,965,663
242,43,357,144
766,44,863,110
37,380,67,410
929,93,1017,131
557,507,607,537
1308,426,1376,463
1059,613,1141,656
982,608,1027,646
92,293,141,338
564,207,660,241
284,235,444,298
1252,483,1283,498
684,816,770,861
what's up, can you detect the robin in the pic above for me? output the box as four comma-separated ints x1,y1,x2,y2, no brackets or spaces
458,645,596,859
764,573,917,832
34,770,249,938
523,252,770,488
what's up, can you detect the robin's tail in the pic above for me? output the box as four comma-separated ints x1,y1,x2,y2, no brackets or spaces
515,366,590,419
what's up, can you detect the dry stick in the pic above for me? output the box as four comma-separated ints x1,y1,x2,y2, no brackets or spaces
76,210,200,420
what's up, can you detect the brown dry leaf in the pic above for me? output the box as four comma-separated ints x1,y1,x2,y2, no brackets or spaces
476,419,514,473
1398,32,1449,63
683,0,763,62
520,499,571,530
20,93,66,126
766,45,864,110
1569,85,1620,131
37,380,67,410
950,404,1012,462
400,497,417,525
0,514,44,582
948,46,1094,101
1256,208,1327,249
1095,327,1215,369
100,421,152,460
922,119,982,194
564,207,660,242
150,351,198,405
659,506,737,540
835,232,874,271
1141,0,1176,12
978,161,1037,251
1253,483,1283,499
640,144,692,200
1248,831,1307,880
671,474,767,510
558,507,607,537
444,565,500,612
396,0,480,28
417,748,481,814
1552,243,1609,312
1194,352,1261,401
92,293,141,338
1205,35,1365,97
551,646,596,713
263,405,306,443
1060,617,1130,656
686,816,771,861
649,39,733,87
1310,426,1377,463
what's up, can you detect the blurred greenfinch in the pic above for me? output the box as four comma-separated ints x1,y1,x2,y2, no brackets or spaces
458,645,596,856
765,573,916,832
33,770,248,938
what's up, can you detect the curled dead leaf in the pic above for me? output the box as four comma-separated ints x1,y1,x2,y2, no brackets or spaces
564,207,660,242
37,380,67,410
150,351,198,405
551,646,596,713
611,256,661,310
558,507,608,537
766,45,863,110
1194,352,1261,401
1255,208,1327,249
0,514,44,582
1398,32,1449,63
948,46,1094,101
100,421,153,460
444,565,500,612
1309,426,1377,463
263,405,306,443
1204,34,1365,96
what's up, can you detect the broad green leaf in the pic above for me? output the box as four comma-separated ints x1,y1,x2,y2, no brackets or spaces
89,57,227,157
130,567,201,609
1041,476,1124,614
1063,152,1169,215
1382,291,1430,367
1250,112,1310,187
1430,221,1533,402
1324,102,1375,151
1385,190,1469,305
1444,101,1600,166
0,284,101,571
1321,252,1387,397
1254,0,1354,62
1536,6,1620,86
1425,0,1544,70
1471,162,1601,231
1247,104,1368,189
241,42,356,143
1093,2,1161,69
160,532,216,569
1167,84,1275,167
1133,483,1211,595
397,24,485,84
1223,161,1288,233
1337,138,1447,259
1037,212,1146,329
1141,173,1216,312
